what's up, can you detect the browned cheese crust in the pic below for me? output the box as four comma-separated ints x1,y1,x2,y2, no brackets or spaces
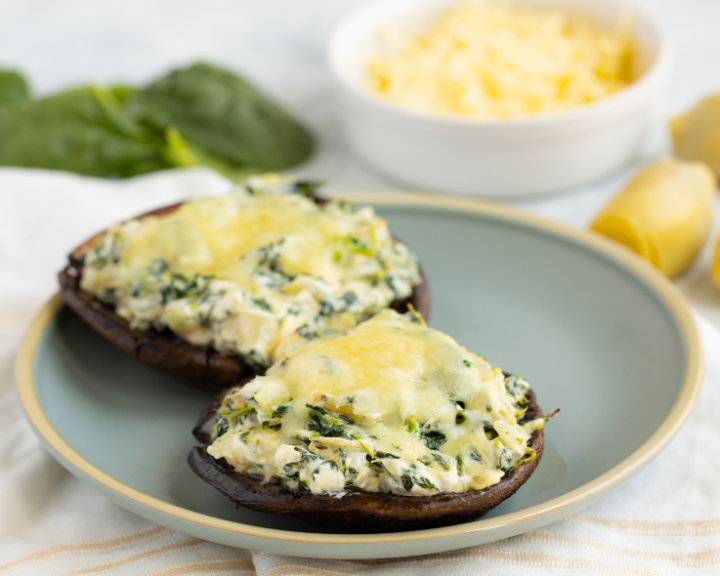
58,201,430,391
188,387,544,532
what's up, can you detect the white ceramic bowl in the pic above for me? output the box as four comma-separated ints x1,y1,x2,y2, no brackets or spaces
328,0,671,198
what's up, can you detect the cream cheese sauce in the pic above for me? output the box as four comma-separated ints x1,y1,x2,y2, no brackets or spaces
80,174,421,367
207,309,544,495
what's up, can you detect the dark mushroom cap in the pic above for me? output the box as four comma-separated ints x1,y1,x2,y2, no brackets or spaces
188,386,544,532
58,200,430,391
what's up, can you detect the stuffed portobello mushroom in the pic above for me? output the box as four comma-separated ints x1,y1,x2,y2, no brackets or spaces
189,309,548,531
59,175,429,389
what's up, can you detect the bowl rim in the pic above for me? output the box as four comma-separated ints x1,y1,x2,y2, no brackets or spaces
327,0,673,128
17,192,702,547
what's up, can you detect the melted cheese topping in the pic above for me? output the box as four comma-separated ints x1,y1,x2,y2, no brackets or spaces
80,174,421,366
207,310,544,496
366,1,633,118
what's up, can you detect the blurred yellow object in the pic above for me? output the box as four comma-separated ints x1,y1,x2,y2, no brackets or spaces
671,96,720,177
590,158,716,278
366,1,633,118
712,238,720,289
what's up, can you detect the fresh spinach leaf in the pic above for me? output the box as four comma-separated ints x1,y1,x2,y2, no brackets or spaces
127,63,314,170
0,63,314,179
0,87,170,177
0,69,30,109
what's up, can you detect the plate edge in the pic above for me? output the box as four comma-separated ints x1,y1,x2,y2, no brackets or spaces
15,193,704,547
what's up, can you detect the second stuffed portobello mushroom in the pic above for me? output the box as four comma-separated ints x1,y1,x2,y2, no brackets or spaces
189,308,548,532
59,174,429,389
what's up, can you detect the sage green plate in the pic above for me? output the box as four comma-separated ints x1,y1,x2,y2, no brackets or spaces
17,194,702,559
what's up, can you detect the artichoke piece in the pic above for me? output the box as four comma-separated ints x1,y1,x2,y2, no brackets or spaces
590,158,716,277
670,96,720,177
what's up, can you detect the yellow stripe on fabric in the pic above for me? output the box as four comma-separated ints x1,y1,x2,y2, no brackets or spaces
286,548,665,576
51,538,209,576
426,549,663,575
514,531,720,566
569,514,720,536
264,566,362,576
0,527,172,574
146,558,255,576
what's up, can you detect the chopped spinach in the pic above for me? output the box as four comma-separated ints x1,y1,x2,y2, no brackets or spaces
455,399,467,424
256,242,284,272
254,268,293,289
498,449,515,474
270,403,291,419
148,257,169,275
414,477,438,491
312,460,338,477
88,235,124,270
215,415,230,437
333,236,376,262
401,472,414,492
306,404,352,438
159,272,213,304
484,423,499,440
420,427,447,451
375,451,399,460
346,467,359,484
292,179,324,197
338,291,358,310
337,199,355,213
251,296,272,312
404,416,419,434
318,299,333,316
504,375,530,404
456,454,465,475
420,452,450,471
296,324,331,341
401,466,438,492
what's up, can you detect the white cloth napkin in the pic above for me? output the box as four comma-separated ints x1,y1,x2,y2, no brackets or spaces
2,168,720,575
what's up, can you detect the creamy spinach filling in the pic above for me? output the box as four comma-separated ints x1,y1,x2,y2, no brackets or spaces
206,310,546,496
80,174,421,367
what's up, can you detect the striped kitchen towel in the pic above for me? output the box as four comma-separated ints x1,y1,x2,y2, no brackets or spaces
2,168,720,575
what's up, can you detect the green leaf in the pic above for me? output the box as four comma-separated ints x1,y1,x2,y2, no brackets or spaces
0,87,170,177
162,126,261,180
0,69,30,109
127,62,314,170
108,85,138,104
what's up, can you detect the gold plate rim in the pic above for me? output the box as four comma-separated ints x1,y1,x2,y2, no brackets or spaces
16,192,704,545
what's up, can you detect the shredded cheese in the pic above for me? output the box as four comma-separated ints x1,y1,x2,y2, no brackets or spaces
207,309,544,496
366,1,633,118
80,175,421,367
